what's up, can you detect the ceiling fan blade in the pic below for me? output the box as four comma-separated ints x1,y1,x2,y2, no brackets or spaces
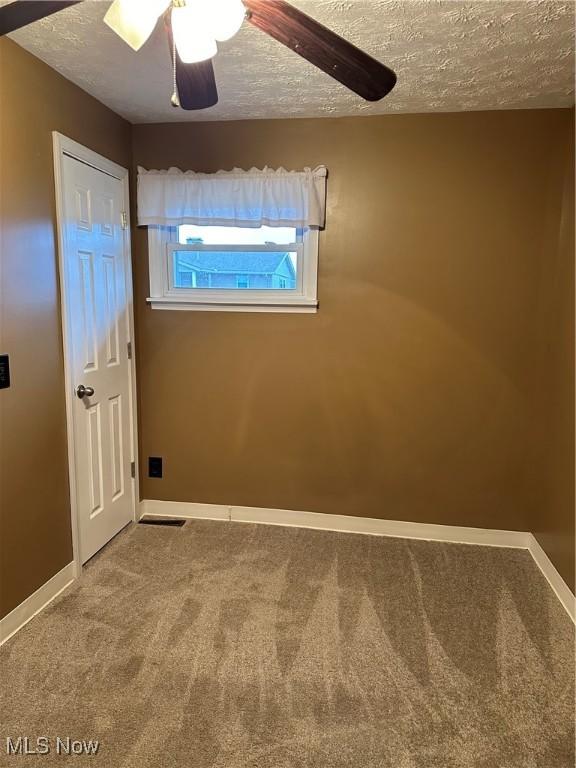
243,0,397,102
165,20,218,110
176,57,219,110
0,1,81,35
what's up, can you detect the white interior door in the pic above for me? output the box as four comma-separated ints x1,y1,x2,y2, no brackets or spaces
61,153,135,564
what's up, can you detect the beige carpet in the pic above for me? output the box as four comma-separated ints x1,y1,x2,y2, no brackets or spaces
1,520,574,767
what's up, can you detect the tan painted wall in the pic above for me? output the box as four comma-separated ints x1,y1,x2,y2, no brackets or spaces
0,37,572,620
131,109,574,583
0,39,131,619
526,110,575,590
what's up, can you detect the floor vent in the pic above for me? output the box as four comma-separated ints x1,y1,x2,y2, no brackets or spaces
139,518,186,527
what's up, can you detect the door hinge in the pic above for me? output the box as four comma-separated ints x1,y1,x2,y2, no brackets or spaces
121,211,128,230
131,461,136,479
127,341,132,360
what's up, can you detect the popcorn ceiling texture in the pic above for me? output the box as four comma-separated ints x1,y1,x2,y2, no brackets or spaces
7,0,576,123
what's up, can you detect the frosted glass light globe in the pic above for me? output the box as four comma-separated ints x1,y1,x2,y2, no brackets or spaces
207,0,246,42
104,0,171,51
172,5,218,63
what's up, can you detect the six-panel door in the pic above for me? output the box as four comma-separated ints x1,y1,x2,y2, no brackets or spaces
63,156,134,563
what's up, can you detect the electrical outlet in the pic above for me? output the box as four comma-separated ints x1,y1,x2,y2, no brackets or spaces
148,456,163,479
0,354,10,389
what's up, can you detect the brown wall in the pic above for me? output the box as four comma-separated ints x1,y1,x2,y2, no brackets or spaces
0,39,131,619
131,109,574,580
1,38,572,620
526,110,575,589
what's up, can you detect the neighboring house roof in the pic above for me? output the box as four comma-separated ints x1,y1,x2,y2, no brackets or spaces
177,251,295,277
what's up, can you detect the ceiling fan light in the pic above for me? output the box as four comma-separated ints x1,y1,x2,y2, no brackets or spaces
104,0,170,51
172,6,218,64
209,0,246,42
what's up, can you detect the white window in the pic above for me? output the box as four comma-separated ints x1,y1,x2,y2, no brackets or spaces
147,224,319,313
139,164,326,313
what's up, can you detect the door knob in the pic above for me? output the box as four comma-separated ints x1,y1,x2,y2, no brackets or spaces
76,384,95,399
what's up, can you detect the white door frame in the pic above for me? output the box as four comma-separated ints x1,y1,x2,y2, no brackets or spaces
52,132,139,578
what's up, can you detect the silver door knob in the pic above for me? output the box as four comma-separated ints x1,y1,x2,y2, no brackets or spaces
76,384,95,399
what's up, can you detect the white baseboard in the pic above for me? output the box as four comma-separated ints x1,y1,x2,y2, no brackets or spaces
140,499,528,548
232,504,533,548
140,499,575,623
140,499,229,522
140,499,529,547
526,534,575,622
0,562,75,646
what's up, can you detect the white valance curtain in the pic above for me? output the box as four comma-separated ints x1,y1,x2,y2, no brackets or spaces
137,165,327,229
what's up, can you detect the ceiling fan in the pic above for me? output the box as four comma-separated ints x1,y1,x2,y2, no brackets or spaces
0,0,397,111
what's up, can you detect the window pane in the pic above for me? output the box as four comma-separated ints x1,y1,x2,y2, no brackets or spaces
178,225,297,246
173,251,298,290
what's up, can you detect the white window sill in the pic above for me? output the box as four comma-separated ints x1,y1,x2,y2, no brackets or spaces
146,298,318,314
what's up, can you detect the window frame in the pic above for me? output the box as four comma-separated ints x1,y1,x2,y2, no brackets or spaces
146,226,319,313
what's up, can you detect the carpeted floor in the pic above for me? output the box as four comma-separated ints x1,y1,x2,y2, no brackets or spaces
1,520,574,767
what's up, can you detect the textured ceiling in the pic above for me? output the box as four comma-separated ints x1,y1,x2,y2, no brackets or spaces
6,0,575,123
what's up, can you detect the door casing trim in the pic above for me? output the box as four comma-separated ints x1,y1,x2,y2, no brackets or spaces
53,132,139,577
